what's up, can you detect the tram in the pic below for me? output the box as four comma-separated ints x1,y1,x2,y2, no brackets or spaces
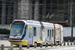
9,20,63,47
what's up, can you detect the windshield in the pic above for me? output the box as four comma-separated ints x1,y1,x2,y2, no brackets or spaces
10,21,25,36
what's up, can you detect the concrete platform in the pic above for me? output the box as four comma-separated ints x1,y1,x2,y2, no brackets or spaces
0,40,10,46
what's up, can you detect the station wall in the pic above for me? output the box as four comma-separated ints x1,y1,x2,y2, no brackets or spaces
63,27,75,37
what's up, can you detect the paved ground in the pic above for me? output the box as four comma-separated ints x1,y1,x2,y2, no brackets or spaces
1,45,75,50
0,40,10,46
0,40,75,50
33,46,75,50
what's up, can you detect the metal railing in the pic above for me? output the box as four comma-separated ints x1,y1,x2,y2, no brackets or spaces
0,35,9,40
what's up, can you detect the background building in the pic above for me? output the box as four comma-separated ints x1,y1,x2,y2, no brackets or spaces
0,0,75,27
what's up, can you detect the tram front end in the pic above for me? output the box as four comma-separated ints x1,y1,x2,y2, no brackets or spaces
9,20,28,45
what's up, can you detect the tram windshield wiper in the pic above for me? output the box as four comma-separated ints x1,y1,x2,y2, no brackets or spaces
14,34,17,36
14,33,19,36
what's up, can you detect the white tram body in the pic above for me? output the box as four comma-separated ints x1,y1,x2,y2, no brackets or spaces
9,20,63,46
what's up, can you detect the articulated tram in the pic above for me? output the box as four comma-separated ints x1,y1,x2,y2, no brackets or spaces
9,20,63,47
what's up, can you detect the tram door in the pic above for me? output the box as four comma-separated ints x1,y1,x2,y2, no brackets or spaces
28,26,33,44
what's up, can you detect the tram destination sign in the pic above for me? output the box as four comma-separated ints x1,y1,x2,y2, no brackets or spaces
13,21,24,25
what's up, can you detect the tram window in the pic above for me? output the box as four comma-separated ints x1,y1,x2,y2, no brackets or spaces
47,29,49,36
50,30,51,37
34,27,36,36
22,26,27,38
52,29,54,37
24,26,26,35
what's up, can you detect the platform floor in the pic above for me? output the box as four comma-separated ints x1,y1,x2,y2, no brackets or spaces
0,40,10,46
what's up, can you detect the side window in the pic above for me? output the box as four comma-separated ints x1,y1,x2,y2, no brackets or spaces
24,25,27,35
29,28,32,38
34,27,36,36
22,25,27,39
50,30,51,38
52,29,54,37
47,29,49,36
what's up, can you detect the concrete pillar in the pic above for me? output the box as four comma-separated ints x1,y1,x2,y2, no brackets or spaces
1,0,6,25
64,0,65,12
17,0,21,19
50,0,53,14
70,0,73,26
28,0,32,20
57,0,59,10
34,0,39,20
18,0,29,19
42,0,46,21
7,2,12,24
68,0,70,15
68,0,70,25
49,0,53,21
13,1,18,20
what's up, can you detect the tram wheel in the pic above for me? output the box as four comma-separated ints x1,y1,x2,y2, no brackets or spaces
46,43,48,47
55,42,58,46
40,43,42,48
34,43,37,48
58,41,60,45
27,44,30,49
51,43,53,47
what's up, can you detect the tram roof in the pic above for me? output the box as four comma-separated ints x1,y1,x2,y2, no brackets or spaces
13,19,61,27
